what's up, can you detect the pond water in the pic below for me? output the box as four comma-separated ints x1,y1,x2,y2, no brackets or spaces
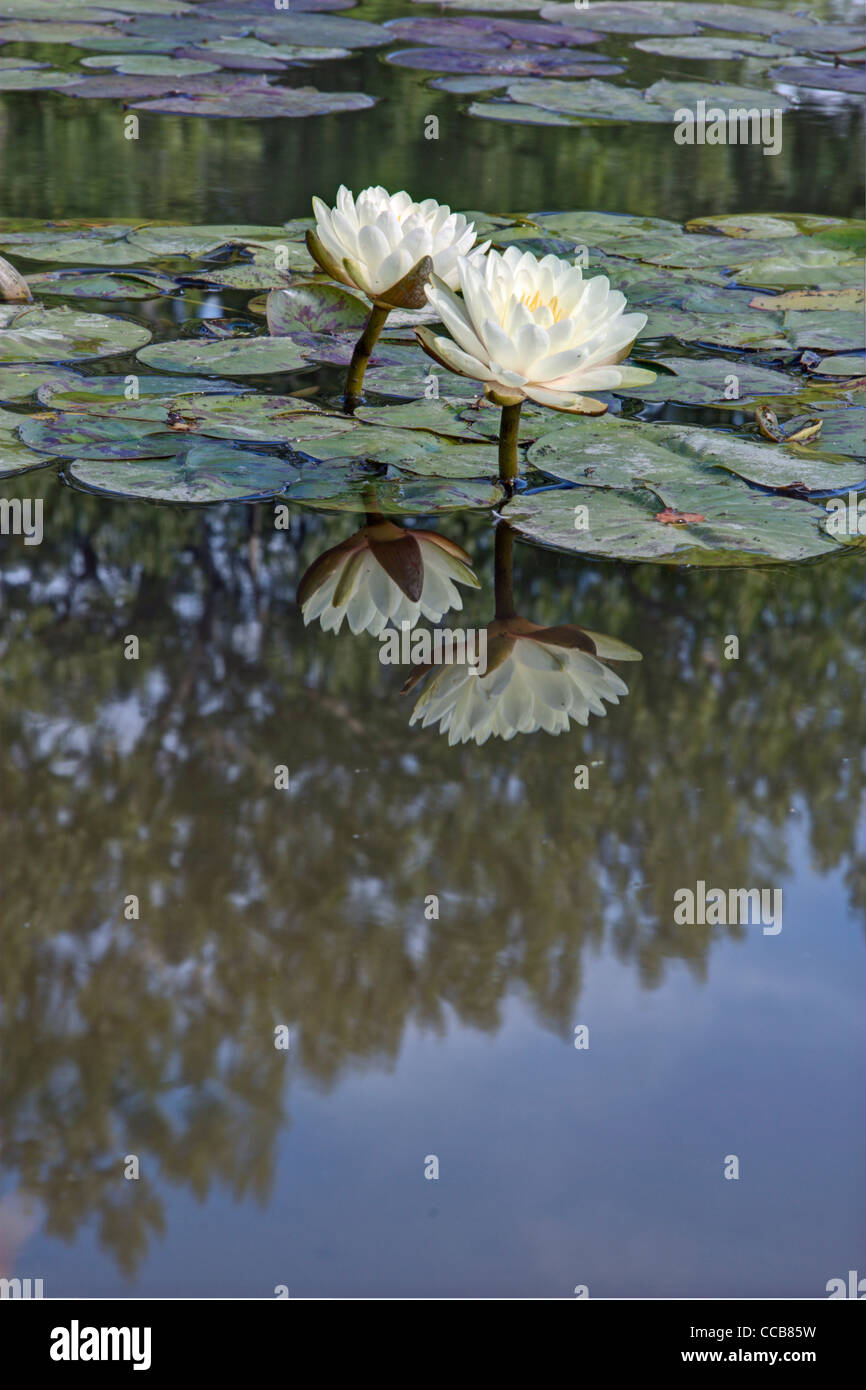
0,0,864,1298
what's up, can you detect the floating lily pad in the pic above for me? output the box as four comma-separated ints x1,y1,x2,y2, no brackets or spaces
18,412,191,460
25,269,179,299
385,47,622,78
0,67,80,88
430,75,512,93
78,54,221,75
767,63,866,94
633,36,792,59
68,441,300,503
36,373,243,407
614,356,799,405
750,288,864,312
803,407,866,459
527,415,864,495
127,222,289,258
177,38,349,70
0,226,158,266
468,100,580,127
137,335,314,375
354,399,487,441
685,214,800,240
283,468,503,514
0,20,121,41
384,14,602,48
245,13,390,46
734,250,864,289
502,78,673,123
0,304,151,362
130,84,376,117
538,2,700,36
265,282,369,338
773,25,865,54
0,429,55,478
645,79,791,114
784,312,864,353
505,477,852,566
807,354,866,378
661,5,809,38
0,364,85,401
292,422,502,476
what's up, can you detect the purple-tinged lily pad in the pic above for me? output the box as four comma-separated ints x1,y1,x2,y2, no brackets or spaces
767,63,866,94
385,47,623,78
266,282,369,338
69,440,301,504
130,84,376,117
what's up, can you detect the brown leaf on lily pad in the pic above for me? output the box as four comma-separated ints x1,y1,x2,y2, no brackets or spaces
655,508,706,525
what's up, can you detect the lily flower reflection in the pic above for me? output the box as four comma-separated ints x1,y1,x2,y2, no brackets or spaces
298,518,479,637
403,526,641,744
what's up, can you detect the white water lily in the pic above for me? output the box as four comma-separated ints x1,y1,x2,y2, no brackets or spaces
309,185,489,306
407,618,641,745
298,520,479,637
417,245,654,416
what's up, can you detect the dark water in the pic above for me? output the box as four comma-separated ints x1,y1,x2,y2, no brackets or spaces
0,0,864,1297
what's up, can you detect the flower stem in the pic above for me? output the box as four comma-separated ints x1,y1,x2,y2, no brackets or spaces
344,303,390,406
497,401,523,490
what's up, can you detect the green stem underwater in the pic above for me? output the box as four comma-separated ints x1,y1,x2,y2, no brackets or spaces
497,401,523,491
344,303,390,406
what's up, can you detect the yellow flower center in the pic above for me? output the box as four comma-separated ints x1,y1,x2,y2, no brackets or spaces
519,290,564,322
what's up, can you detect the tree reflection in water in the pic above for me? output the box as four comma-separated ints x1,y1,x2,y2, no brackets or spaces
1,468,863,1274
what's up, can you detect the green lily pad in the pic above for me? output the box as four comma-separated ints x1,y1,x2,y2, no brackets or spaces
538,2,700,35
18,412,191,460
130,85,376,118
807,354,866,378
527,415,865,495
634,36,793,59
0,226,158,266
0,67,80,89
292,422,502,477
685,214,801,240
661,5,812,38
468,100,580,128
734,249,864,289
803,407,866,459
126,223,290,257
0,304,151,362
36,373,243,407
137,335,314,375
68,440,300,503
504,78,673,123
78,54,221,75
265,282,369,338
0,20,120,41
25,269,179,299
384,47,622,78
283,468,503,514
247,13,390,47
0,364,85,401
505,476,852,566
0,431,55,478
784,313,864,353
773,25,865,54
614,356,799,405
431,75,512,94
354,399,487,440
